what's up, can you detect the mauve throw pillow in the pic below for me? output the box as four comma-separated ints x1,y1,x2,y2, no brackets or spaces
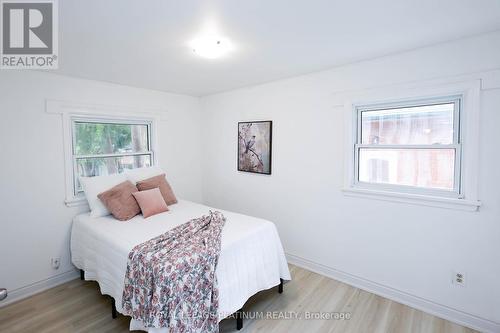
136,173,178,205
97,181,141,221
132,188,169,218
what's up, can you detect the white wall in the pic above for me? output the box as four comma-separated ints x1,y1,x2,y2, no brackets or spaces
0,71,203,301
200,31,500,330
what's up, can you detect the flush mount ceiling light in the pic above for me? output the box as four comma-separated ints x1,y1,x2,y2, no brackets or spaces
191,35,232,59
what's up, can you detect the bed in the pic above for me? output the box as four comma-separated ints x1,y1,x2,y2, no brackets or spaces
71,199,291,331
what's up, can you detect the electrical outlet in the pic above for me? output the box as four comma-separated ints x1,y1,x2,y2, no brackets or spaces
452,271,466,287
51,257,61,270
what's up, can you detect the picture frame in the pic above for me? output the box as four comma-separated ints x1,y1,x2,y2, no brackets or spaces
237,121,272,175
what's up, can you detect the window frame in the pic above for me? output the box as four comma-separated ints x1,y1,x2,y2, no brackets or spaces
352,95,463,198
70,116,155,196
340,78,482,211
46,99,165,207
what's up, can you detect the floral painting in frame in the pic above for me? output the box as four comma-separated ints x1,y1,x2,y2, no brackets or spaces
238,121,272,174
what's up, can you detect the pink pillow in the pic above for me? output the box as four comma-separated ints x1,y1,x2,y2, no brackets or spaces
132,188,169,218
97,181,141,221
136,174,178,206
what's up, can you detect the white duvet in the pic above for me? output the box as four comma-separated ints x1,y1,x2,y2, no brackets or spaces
70,200,291,332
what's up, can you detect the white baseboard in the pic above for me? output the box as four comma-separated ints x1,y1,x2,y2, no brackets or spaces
0,269,80,308
286,253,500,333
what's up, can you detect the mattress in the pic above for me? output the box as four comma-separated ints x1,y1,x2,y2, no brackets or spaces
70,199,291,331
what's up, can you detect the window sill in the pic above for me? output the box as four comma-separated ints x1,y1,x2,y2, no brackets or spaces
65,197,88,208
342,187,481,211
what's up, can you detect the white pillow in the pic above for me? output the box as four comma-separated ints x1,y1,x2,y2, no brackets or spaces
124,166,164,184
80,173,127,218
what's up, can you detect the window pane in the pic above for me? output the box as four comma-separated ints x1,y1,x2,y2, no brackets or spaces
361,103,455,145
75,154,152,191
358,148,455,190
74,122,149,155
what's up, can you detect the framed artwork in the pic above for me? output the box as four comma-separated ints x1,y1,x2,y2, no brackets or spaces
238,121,272,174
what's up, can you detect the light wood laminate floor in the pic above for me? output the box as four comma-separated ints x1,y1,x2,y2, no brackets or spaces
0,265,477,333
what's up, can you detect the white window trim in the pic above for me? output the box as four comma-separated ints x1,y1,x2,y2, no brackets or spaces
46,100,164,207
341,79,481,211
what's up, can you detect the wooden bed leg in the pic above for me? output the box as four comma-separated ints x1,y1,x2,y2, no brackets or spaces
111,298,117,319
236,308,243,330
80,269,84,281
278,278,284,294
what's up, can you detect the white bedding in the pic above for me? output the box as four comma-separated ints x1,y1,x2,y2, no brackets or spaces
71,200,291,332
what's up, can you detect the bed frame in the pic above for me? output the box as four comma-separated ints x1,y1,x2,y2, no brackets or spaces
80,269,284,330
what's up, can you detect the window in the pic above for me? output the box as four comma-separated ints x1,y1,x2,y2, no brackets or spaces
71,117,154,195
353,96,461,197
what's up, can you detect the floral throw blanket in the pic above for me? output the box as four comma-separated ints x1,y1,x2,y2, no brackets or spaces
122,211,226,332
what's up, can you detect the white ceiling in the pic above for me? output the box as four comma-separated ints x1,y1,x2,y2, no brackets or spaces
57,0,500,96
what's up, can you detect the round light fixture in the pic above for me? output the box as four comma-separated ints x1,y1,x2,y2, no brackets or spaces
191,35,232,59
